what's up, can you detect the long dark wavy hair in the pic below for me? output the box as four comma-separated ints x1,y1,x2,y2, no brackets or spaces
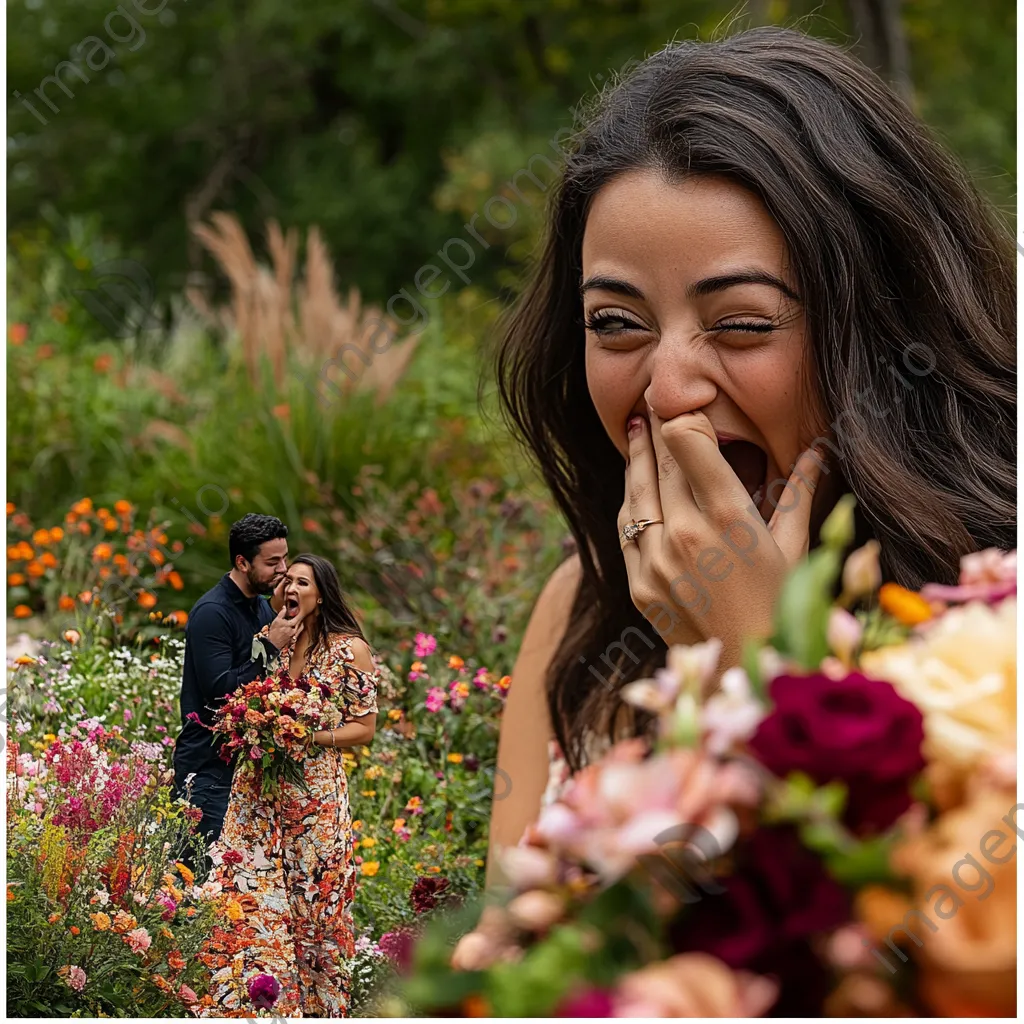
493,26,1016,772
290,554,368,658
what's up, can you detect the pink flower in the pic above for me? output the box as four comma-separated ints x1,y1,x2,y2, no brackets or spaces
125,927,152,954
247,972,281,1009
612,953,778,1017
424,687,446,713
63,965,87,992
920,547,1016,607
414,632,437,658
532,740,759,882
249,746,264,760
178,984,198,1005
156,893,177,921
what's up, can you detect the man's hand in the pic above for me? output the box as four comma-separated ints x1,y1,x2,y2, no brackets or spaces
270,574,288,614
265,606,305,651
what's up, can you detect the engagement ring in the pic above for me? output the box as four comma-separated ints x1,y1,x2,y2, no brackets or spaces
621,518,663,543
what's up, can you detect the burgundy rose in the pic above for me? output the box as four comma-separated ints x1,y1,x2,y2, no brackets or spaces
247,972,281,1009
555,987,616,1017
749,672,925,835
378,929,415,973
670,827,849,970
463,754,480,773
409,874,451,914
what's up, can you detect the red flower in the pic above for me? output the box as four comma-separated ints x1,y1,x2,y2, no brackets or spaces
409,874,450,914
377,929,415,973
221,850,243,866
749,672,924,835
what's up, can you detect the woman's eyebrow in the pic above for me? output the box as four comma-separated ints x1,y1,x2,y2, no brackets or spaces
579,275,647,300
688,269,801,303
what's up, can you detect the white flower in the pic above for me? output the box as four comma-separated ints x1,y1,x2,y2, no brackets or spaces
701,667,767,756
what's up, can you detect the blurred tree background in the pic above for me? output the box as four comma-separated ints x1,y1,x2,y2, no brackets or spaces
9,0,1015,304
7,0,1017,620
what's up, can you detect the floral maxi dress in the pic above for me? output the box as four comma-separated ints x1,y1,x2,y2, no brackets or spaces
197,632,379,1018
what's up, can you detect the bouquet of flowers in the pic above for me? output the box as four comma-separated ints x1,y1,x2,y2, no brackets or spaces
191,669,336,799
392,497,1017,1017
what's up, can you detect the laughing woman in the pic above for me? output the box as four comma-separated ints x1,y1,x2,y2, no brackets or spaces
198,554,378,1018
488,26,1015,876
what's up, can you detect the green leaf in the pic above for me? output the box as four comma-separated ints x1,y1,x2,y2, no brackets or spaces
819,493,857,551
772,547,841,669
822,833,900,887
741,636,767,703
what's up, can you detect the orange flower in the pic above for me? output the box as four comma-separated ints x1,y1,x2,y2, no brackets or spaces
17,542,34,560
13,605,32,619
448,655,465,669
272,403,290,419
65,511,78,524
93,354,114,373
5,502,13,515
58,595,75,611
48,912,61,924
137,591,158,610
879,583,933,626
168,571,184,591
71,498,93,516
92,543,113,562
63,629,81,645
98,566,111,580
103,518,118,532
463,995,491,1017
175,862,195,886
26,561,44,578
69,926,80,935
168,950,186,973
40,552,58,568
360,861,380,877
302,517,322,533
32,529,51,546
8,573,26,586
8,323,28,345
224,900,244,922
77,521,91,535
166,610,188,626
114,500,132,515
497,675,512,692
97,508,110,519
7,544,22,562
15,655,37,665
49,527,64,542
149,548,166,566
427,865,442,874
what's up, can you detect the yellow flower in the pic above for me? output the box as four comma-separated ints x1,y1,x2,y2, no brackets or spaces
387,709,403,721
364,765,384,780
15,655,37,666
392,818,406,832
43,733,57,743
861,597,1015,767
879,583,933,626
361,861,380,877
360,746,371,757
90,912,112,931
224,900,244,922
447,753,464,764
361,837,377,848
352,820,363,831
361,790,377,798
175,862,195,886
474,859,485,867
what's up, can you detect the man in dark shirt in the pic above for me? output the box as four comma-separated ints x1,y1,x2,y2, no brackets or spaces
172,513,304,854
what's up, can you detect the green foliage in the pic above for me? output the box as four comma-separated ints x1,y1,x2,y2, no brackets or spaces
10,1,1013,307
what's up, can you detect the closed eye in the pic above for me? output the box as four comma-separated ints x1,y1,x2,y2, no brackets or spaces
714,321,778,334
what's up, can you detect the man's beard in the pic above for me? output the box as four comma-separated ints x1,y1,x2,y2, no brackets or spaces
247,566,277,596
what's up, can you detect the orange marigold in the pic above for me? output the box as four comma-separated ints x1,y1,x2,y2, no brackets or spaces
49,526,64,542
13,605,32,619
40,552,58,568
168,571,184,591
149,548,166,566
17,542,34,559
77,521,91,535
137,591,158,610
26,561,45,578
5,501,14,515
8,573,26,586
879,583,933,626
6,545,21,561
78,590,93,604
92,543,113,561
32,529,51,546
114,500,132,515
71,498,93,516
58,595,75,611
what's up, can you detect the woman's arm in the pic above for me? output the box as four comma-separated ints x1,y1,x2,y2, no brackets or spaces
312,635,379,748
486,554,581,890
313,713,377,748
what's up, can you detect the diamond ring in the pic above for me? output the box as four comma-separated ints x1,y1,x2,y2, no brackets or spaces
621,518,664,544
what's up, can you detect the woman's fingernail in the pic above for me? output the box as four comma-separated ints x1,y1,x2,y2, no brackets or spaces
627,416,644,438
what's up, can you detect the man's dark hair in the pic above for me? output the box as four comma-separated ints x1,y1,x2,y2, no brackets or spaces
228,514,288,569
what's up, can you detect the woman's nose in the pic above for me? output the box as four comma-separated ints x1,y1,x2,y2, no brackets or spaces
645,334,718,420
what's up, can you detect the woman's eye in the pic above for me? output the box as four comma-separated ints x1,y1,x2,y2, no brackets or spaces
714,320,777,334
584,312,647,334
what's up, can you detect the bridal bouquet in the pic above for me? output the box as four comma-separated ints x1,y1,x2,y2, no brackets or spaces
190,670,335,799
391,497,1017,1017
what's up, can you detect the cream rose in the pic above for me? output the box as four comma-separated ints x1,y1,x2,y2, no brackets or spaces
861,597,1015,767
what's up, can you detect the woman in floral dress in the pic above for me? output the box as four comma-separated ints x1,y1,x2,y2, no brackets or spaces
197,554,379,1018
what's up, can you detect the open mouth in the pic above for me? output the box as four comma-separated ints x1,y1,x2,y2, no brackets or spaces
285,596,300,618
718,438,768,514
